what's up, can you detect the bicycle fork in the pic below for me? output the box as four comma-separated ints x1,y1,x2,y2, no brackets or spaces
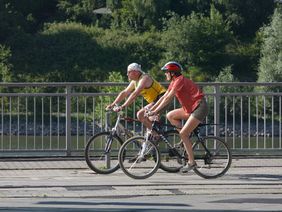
139,130,153,157
104,113,121,153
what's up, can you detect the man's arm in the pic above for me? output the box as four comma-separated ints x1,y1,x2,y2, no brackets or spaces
120,75,150,109
106,81,135,109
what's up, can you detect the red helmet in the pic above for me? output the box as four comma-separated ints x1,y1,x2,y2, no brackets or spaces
161,61,183,73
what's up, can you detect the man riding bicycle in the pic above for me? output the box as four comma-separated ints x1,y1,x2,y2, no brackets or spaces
106,62,166,130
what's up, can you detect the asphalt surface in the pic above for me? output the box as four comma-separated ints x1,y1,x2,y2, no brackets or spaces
0,157,282,211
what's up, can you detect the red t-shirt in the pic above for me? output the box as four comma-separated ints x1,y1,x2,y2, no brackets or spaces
168,75,204,114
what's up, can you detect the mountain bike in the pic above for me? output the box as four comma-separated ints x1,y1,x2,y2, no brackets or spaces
84,106,183,174
84,107,139,174
118,120,232,179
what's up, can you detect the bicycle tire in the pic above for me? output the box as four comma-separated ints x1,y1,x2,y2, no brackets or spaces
85,131,123,174
192,136,232,179
158,130,184,173
118,136,160,179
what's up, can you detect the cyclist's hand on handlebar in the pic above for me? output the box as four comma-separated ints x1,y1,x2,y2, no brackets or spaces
113,105,123,112
145,109,156,117
105,104,114,111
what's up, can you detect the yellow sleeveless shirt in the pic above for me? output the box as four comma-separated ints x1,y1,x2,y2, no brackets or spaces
134,74,166,103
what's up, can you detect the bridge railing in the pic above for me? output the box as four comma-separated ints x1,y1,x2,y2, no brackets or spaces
0,82,281,157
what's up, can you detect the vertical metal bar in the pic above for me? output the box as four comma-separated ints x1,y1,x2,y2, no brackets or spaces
57,97,60,149
65,86,72,156
101,98,104,131
8,97,11,149
17,97,19,149
76,97,79,150
84,97,87,146
263,96,266,149
272,96,274,149
50,97,52,149
1,97,4,150
214,85,220,137
105,110,110,133
205,97,208,136
25,97,28,149
93,97,95,136
240,96,243,149
224,97,227,143
34,97,36,149
232,96,235,149
256,96,258,149
248,96,251,149
42,97,44,149
279,96,281,149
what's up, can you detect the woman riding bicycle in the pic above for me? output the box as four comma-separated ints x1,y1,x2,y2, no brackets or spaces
148,61,208,173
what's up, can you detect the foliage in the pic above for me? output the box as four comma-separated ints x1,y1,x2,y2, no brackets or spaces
0,45,12,82
7,22,164,82
57,0,106,25
214,0,275,40
161,7,233,79
257,7,282,86
109,0,170,32
0,0,278,83
0,0,59,38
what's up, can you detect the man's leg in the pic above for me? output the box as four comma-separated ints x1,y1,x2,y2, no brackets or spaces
136,103,154,129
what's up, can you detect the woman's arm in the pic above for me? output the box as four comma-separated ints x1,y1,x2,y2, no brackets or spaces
151,89,175,115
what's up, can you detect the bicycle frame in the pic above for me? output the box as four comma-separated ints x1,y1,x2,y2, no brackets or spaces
142,121,185,161
104,110,139,153
146,121,218,164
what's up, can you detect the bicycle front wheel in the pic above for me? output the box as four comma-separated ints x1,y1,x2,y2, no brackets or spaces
118,136,160,180
193,136,232,179
85,131,123,174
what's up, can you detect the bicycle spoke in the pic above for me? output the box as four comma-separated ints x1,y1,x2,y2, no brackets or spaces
85,132,123,174
193,136,232,179
118,136,160,179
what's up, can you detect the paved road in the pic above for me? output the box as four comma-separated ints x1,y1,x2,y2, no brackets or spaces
0,157,282,211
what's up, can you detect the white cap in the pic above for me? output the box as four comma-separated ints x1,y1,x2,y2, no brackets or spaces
127,63,143,73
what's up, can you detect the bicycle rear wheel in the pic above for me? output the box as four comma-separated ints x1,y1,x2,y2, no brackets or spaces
85,131,123,174
193,136,232,179
118,136,160,179
158,130,184,173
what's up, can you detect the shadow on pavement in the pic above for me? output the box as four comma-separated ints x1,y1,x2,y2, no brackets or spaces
236,174,282,181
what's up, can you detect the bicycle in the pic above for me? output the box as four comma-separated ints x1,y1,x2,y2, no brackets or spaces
84,107,139,174
118,120,232,179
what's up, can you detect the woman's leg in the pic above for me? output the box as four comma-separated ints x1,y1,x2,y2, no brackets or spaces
180,115,201,165
167,108,199,164
166,108,189,128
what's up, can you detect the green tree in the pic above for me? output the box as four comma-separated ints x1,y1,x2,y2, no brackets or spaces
162,6,233,79
257,7,282,85
0,0,59,39
109,0,170,32
214,0,275,40
0,45,12,82
57,0,106,25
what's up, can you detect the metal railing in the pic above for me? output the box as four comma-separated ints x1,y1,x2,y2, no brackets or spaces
0,82,281,157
